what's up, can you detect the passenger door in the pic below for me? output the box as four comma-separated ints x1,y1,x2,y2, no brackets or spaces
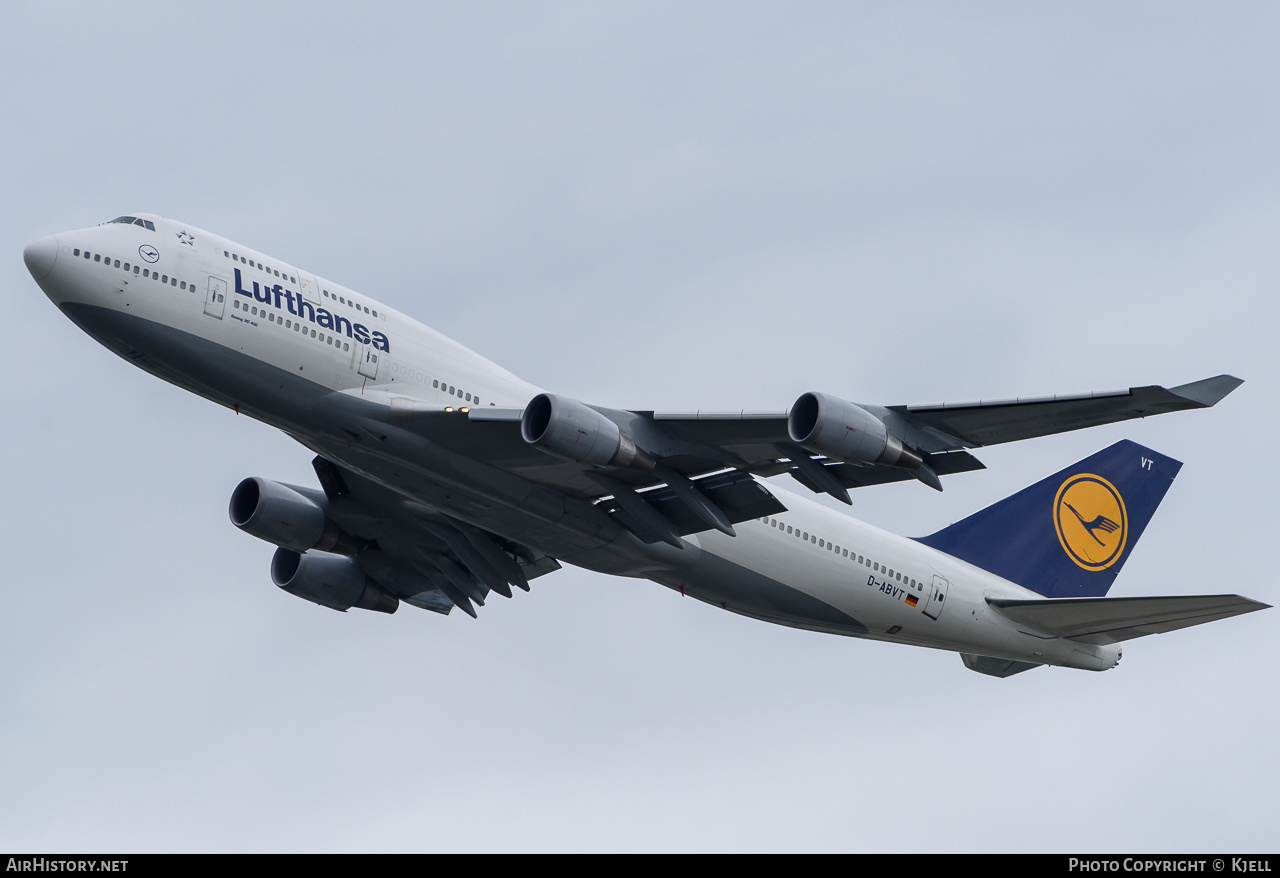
296,270,320,301
204,276,228,319
922,574,949,621
357,345,380,380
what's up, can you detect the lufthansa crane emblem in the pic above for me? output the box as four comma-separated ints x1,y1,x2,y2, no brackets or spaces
138,244,159,263
1053,473,1128,571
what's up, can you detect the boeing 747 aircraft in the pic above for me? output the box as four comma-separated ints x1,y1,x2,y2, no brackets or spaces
24,213,1267,677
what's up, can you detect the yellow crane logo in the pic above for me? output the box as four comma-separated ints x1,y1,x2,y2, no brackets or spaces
1053,474,1128,571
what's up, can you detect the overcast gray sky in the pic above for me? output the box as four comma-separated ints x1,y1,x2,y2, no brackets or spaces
3,2,1277,852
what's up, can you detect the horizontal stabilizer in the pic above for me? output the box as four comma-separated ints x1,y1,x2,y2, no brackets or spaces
988,594,1269,645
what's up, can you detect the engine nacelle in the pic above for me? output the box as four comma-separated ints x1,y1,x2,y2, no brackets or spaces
788,392,923,470
270,548,398,614
229,477,360,554
520,393,654,471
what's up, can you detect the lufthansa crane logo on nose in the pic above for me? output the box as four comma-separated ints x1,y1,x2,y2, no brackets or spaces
138,244,159,263
1053,473,1128,571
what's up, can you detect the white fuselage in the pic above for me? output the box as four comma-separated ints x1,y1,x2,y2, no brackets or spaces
25,213,1121,672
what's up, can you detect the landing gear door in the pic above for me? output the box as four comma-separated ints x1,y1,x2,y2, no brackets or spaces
204,276,227,319
922,574,949,621
358,346,380,380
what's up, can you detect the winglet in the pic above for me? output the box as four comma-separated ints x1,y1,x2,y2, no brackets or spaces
1168,375,1244,408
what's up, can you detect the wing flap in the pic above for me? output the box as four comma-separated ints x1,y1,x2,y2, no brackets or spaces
826,449,986,489
988,594,1269,645
307,456,562,616
960,653,1043,678
597,470,787,542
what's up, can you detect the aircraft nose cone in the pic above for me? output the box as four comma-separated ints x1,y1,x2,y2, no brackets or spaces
24,235,59,281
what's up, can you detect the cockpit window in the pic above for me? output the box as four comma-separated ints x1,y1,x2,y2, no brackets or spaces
107,216,155,231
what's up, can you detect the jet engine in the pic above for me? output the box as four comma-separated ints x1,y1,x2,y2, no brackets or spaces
520,393,655,471
229,477,360,554
788,392,924,470
270,548,398,614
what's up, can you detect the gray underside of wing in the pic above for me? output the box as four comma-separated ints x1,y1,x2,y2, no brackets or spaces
325,374,1238,548
648,410,794,472
889,375,1243,451
804,450,986,490
306,455,561,616
987,594,1269,645
374,376,1241,495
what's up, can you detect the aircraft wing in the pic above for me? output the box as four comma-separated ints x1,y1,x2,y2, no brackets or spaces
358,399,986,506
303,455,561,618
318,373,1238,546
651,375,1242,455
885,375,1243,451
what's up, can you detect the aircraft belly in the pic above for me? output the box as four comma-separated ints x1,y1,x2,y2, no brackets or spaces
60,302,332,431
684,517,1084,663
656,546,869,635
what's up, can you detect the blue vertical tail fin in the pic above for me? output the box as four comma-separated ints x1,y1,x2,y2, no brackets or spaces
916,440,1181,598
